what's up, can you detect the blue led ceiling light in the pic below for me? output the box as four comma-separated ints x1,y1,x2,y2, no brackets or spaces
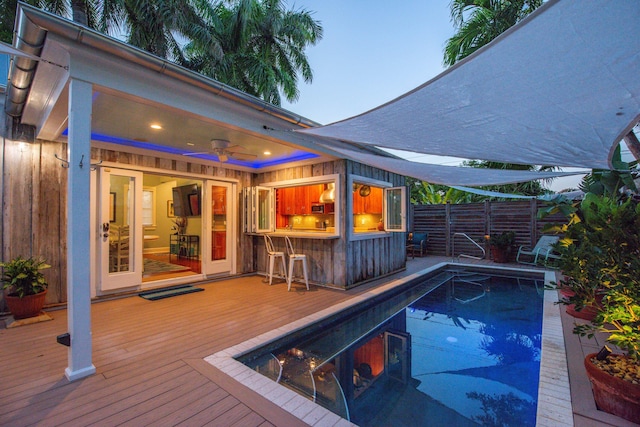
63,129,319,168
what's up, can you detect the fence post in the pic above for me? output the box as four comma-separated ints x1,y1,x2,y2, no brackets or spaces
530,199,538,246
445,201,451,257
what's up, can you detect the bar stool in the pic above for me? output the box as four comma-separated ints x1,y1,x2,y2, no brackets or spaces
285,236,309,291
264,234,287,285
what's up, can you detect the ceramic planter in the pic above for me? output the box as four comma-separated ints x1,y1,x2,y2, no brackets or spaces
584,353,640,424
5,289,47,319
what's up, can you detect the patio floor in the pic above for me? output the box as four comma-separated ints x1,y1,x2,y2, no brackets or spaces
0,256,634,426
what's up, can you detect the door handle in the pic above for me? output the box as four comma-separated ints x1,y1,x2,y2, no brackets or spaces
102,222,110,238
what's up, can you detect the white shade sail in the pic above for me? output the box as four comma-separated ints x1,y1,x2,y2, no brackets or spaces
320,144,583,186
303,0,640,170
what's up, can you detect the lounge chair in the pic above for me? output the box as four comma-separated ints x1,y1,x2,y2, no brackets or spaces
516,235,560,265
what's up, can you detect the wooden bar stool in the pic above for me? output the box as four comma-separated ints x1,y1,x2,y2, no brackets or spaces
285,236,309,291
264,234,287,285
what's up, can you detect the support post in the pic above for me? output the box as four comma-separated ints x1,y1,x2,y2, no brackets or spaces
65,78,96,381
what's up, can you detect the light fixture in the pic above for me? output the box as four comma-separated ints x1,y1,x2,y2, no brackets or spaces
263,150,271,156
150,124,162,130
186,142,195,146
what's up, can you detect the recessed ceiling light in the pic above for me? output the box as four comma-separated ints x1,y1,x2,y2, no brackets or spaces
187,142,195,146
150,124,162,130
263,150,271,156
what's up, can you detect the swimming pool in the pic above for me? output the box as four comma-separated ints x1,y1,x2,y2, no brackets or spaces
236,268,544,426
205,263,573,426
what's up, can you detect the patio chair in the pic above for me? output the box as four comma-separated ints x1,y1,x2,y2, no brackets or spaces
285,236,309,291
264,234,287,285
516,235,560,265
406,232,428,258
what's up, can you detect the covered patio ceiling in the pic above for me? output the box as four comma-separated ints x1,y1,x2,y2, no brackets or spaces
303,0,640,170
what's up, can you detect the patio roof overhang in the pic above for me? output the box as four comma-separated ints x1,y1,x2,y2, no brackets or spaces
302,0,640,171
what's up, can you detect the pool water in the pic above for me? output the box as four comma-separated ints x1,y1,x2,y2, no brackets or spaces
240,270,544,426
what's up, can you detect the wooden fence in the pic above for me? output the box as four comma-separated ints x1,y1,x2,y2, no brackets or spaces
410,199,568,260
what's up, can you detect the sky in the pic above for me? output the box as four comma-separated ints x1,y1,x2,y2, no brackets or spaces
279,1,588,192
281,1,454,126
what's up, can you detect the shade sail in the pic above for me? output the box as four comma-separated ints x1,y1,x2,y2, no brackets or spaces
0,41,40,60
320,144,583,186
303,0,640,170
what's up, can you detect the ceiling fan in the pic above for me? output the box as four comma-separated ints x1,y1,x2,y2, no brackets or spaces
183,139,257,163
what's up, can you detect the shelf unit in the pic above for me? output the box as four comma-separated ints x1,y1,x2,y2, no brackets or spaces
170,234,200,260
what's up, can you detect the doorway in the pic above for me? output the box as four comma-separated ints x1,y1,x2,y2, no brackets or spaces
97,168,236,293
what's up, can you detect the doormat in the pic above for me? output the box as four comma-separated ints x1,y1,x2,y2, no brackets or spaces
138,285,203,301
143,258,191,275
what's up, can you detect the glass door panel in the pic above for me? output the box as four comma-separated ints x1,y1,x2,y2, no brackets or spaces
100,168,143,291
204,180,234,275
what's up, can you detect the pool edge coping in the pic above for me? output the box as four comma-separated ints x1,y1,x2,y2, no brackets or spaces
204,263,573,427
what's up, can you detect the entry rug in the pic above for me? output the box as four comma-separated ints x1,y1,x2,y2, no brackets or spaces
143,258,191,275
138,285,203,301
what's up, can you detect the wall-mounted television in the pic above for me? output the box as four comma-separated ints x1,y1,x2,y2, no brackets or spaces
172,184,201,217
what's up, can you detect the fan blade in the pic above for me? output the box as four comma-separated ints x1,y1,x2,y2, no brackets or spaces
182,151,213,156
230,152,258,161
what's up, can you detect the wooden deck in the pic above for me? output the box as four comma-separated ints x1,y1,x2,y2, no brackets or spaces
0,257,444,426
0,256,627,426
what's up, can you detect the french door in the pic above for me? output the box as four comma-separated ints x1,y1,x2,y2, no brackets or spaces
203,180,235,275
99,168,143,291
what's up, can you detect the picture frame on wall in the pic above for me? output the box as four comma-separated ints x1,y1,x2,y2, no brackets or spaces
167,200,175,217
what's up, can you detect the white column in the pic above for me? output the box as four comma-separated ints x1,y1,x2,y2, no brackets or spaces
65,78,96,381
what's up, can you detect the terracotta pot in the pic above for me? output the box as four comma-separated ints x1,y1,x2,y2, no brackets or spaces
5,290,47,319
490,246,508,263
560,288,602,321
584,353,640,424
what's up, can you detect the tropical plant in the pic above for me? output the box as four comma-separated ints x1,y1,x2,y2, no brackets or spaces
1,256,50,298
443,0,543,66
406,178,473,204
552,193,640,361
184,0,322,105
579,146,638,200
487,231,515,250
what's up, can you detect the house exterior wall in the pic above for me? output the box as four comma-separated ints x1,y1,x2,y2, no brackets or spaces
0,138,407,312
0,139,256,310
345,160,406,288
253,159,407,289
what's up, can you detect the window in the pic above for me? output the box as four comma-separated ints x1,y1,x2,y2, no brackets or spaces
243,186,274,233
349,175,406,238
142,187,156,228
243,175,340,236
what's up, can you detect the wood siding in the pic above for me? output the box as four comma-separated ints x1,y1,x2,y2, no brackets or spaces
412,200,569,260
254,160,407,288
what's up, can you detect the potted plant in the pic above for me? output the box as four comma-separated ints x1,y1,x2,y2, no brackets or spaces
485,231,515,263
1,256,50,319
553,194,640,423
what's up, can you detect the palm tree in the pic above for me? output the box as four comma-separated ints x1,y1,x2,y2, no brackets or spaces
443,0,542,67
184,0,322,105
98,0,217,64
